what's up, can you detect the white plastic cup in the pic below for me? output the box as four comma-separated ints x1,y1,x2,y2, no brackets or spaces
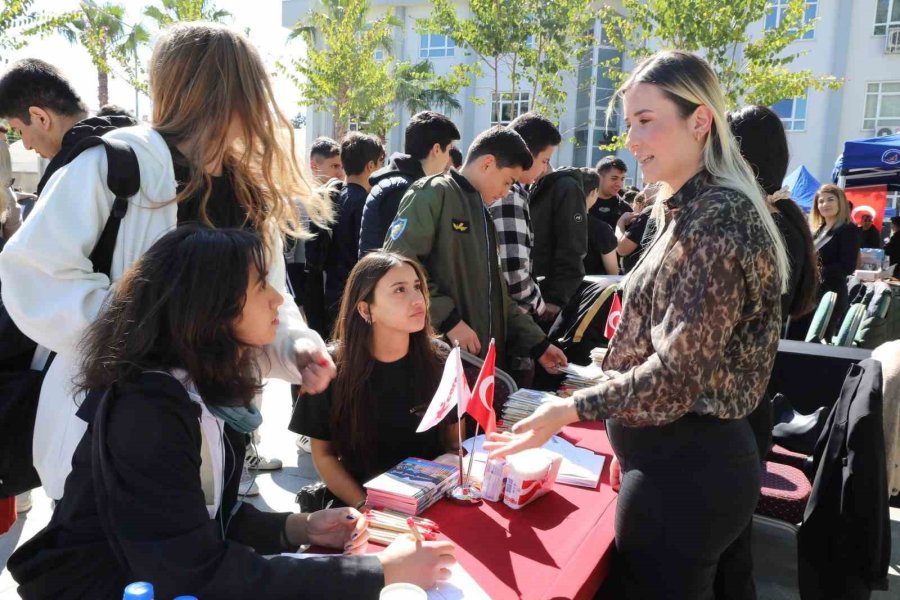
379,583,428,600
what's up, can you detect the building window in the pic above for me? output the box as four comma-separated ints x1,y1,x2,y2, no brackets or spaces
875,0,900,35
772,95,808,131
491,92,531,126
374,47,385,60
419,33,455,58
765,0,817,39
864,81,900,131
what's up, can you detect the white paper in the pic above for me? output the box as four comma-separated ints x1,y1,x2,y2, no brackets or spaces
428,562,490,599
463,434,605,489
559,362,607,381
281,554,489,599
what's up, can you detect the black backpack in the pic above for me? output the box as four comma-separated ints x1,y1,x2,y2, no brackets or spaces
0,136,140,497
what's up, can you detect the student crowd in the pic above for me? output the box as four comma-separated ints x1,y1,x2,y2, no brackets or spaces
0,20,894,600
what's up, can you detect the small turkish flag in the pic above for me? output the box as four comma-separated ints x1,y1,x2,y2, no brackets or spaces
605,292,622,340
467,339,497,434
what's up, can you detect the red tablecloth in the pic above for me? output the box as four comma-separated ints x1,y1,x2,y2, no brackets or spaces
423,421,617,600
0,496,16,535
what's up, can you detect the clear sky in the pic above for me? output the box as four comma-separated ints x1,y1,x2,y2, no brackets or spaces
5,0,306,121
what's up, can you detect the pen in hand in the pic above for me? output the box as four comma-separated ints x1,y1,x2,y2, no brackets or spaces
406,517,424,543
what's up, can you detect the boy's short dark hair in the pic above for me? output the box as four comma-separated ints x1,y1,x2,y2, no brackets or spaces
580,167,601,196
404,111,460,160
97,104,133,118
891,216,900,227
0,58,86,123
449,146,463,169
310,136,341,161
508,112,561,156
340,132,385,176
466,126,533,171
623,189,639,205
596,155,628,175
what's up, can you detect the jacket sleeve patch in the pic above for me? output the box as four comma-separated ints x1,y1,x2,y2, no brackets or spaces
389,217,408,240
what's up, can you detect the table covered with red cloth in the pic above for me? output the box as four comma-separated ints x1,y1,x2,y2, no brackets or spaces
0,496,16,535
423,421,617,600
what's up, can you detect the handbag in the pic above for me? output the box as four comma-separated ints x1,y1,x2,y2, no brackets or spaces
295,480,338,513
0,137,140,497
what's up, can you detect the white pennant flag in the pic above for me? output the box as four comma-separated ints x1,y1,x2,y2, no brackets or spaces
416,347,469,432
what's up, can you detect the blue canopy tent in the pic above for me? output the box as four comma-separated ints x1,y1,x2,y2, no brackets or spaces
783,165,821,212
831,133,900,190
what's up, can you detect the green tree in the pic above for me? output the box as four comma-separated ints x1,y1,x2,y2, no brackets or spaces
600,0,843,109
393,59,463,116
521,1,595,118
58,1,149,106
279,0,398,139
1,0,77,61
420,0,595,119
143,0,231,28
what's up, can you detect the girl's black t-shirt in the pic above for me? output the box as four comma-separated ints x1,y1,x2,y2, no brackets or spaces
169,145,249,229
289,352,447,483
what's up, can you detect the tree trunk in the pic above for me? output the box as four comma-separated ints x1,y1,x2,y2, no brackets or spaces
97,68,108,107
333,115,347,140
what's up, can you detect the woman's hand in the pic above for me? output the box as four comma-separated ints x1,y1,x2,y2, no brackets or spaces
295,339,337,394
379,534,457,590
483,397,579,459
304,508,369,555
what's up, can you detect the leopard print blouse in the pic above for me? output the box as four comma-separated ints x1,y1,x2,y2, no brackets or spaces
573,171,782,427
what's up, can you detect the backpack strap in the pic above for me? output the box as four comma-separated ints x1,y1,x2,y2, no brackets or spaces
64,136,141,278
574,284,619,343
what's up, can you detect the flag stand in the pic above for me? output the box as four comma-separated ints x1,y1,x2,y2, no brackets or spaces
448,416,482,506
447,342,482,506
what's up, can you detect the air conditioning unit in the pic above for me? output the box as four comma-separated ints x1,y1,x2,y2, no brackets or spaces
886,26,900,54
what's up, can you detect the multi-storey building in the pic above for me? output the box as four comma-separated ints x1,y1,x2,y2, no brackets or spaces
283,0,900,205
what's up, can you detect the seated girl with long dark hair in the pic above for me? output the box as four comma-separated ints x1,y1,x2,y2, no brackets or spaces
290,252,459,509
7,228,455,600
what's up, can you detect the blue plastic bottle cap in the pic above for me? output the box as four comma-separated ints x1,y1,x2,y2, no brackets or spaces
123,581,154,600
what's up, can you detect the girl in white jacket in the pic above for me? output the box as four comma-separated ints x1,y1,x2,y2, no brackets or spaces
0,23,336,500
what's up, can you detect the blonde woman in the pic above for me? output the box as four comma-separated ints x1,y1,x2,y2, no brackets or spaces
803,183,859,338
0,23,337,502
486,50,787,599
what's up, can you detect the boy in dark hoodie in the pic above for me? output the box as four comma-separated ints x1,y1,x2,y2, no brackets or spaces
528,159,591,320
323,132,385,323
358,111,459,257
384,126,567,373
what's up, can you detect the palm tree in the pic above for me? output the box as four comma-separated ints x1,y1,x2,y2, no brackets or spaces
393,60,462,116
59,1,148,107
143,0,231,28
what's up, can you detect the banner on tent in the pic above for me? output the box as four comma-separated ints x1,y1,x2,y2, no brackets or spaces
844,185,888,226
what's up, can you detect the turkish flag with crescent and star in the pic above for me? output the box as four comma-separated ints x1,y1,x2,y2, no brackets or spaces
466,339,497,435
605,292,622,340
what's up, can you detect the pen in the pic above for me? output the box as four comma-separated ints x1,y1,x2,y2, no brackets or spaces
406,517,423,542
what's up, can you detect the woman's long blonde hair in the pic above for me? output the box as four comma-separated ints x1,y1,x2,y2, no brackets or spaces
809,183,850,232
149,22,330,242
611,50,789,292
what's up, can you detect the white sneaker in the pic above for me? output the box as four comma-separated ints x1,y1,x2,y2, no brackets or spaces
239,466,260,497
296,435,312,453
245,446,282,471
15,491,32,513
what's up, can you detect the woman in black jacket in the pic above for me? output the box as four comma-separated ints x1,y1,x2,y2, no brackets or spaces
805,184,860,340
7,227,455,600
